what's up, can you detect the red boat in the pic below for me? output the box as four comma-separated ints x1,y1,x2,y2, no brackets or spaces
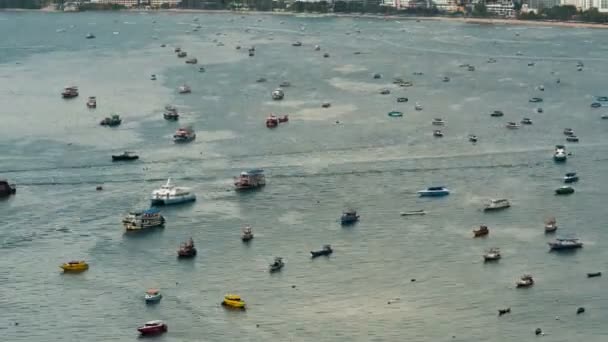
137,320,167,336
0,180,16,197
266,115,279,128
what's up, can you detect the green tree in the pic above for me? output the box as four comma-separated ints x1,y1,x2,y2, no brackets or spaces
472,1,488,17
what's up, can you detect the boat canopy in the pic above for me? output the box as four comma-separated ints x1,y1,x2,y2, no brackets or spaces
143,208,160,215
146,289,160,294
225,294,241,300
565,172,577,176
145,320,164,326
427,186,446,191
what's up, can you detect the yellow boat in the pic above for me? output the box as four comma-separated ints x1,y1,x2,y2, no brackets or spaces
60,260,89,272
222,294,246,309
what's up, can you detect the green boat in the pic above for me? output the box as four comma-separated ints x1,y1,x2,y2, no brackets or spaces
555,186,574,195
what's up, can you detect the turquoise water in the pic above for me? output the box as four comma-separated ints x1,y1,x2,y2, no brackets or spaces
1,11,608,341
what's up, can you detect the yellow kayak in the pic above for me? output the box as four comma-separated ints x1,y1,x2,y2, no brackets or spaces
60,260,89,272
222,294,246,309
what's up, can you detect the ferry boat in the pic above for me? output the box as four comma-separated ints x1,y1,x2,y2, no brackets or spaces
111,151,139,161
340,209,359,225
417,186,450,197
563,172,579,183
123,208,165,231
544,217,557,233
271,89,284,100
516,274,534,288
0,179,16,197
177,238,197,258
86,96,97,108
137,320,167,336
173,127,196,143
483,247,501,261
222,294,246,309
234,169,266,191
473,225,489,237
61,86,79,98
178,85,191,94
553,145,567,162
150,179,196,205
548,238,583,250
60,260,89,272
241,226,254,242
99,114,121,127
144,289,162,303
483,199,510,211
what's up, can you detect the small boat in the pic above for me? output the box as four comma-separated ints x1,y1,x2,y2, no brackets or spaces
292,41,302,47
177,238,197,258
314,45,321,51
137,320,167,336
415,103,423,111
388,111,403,117
555,186,574,195
490,110,504,117
483,248,501,261
85,33,95,39
527,62,535,66
123,208,165,231
595,96,608,102
473,225,489,237
591,102,602,108
467,65,475,71
163,106,179,121
397,97,408,103
400,210,426,216
442,76,450,82
587,272,602,278
0,179,16,197
111,151,139,161
99,114,121,127
60,260,89,273
379,88,391,95
563,172,579,183
538,85,545,91
256,77,266,83
516,274,534,288
323,53,330,58
521,118,533,125
271,89,284,100
484,199,510,211
144,289,162,303
199,67,205,73
150,74,157,81
321,102,331,108
340,209,359,225
537,107,543,113
178,84,191,94
418,186,450,197
174,47,181,53
269,257,284,273
602,115,608,120
566,135,579,142
468,135,478,143
222,294,246,309
487,58,497,63
433,130,444,137
177,51,187,58
86,96,97,108
150,179,196,205
548,237,583,250
185,58,197,64
235,169,266,191
278,115,289,123
529,97,543,103
241,226,254,242
563,128,575,136
544,217,558,233
505,122,520,129
61,86,79,98
373,73,382,79
432,118,445,126
553,145,567,162
311,244,333,258
173,127,196,143
266,115,279,128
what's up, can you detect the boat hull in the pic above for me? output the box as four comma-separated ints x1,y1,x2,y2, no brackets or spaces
150,195,196,206
417,191,449,197
138,325,167,335
112,156,139,161
222,300,246,309
311,250,332,258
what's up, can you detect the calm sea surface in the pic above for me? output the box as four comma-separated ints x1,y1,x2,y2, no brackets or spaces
1,11,607,342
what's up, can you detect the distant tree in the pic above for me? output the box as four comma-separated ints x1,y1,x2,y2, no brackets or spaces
472,1,488,17
160,2,170,8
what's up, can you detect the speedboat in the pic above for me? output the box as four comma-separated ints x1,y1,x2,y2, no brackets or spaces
417,186,450,197
415,103,423,111
144,289,162,304
271,89,284,100
483,248,501,261
86,96,97,108
173,127,196,143
473,225,489,238
222,294,246,309
400,209,426,216
241,226,254,242
468,134,478,143
563,172,579,183
432,118,445,126
548,238,583,250
123,208,165,231
521,118,533,125
178,85,191,94
529,97,543,103
292,41,302,47
177,238,197,258
555,186,574,195
234,169,266,191
100,114,121,127
490,110,504,117
60,260,89,273
61,86,79,98
111,151,139,161
185,58,197,64
85,33,95,39
0,179,16,197
150,179,196,205
137,320,167,336
433,130,444,137
311,244,333,258
388,110,403,118
566,135,579,142
553,145,567,162
483,199,510,211
340,209,359,225
269,257,284,273
516,274,534,288
544,217,557,233
505,122,520,129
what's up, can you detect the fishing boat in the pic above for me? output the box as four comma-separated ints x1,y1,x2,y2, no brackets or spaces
587,272,602,278
483,199,510,211
553,145,567,162
468,134,478,143
563,128,575,136
400,209,426,216
490,110,504,117
340,209,359,225
150,179,196,205
521,118,533,125
433,130,444,137
144,289,162,303
473,225,489,237
0,180,16,197
123,208,165,231
555,186,574,195
163,106,179,121
529,97,543,103
61,86,79,98
566,135,579,142
432,118,445,126
173,127,196,143
234,169,266,191
185,58,197,64
311,244,333,258
241,226,254,242
86,96,97,108
271,89,284,100
99,114,121,127
544,217,557,233
269,257,284,273
60,260,89,273
266,115,279,128
222,294,246,309
178,84,191,94
516,274,534,288
417,186,450,197
483,247,501,261
505,122,520,129
111,151,139,161
563,172,579,183
177,238,197,258
137,320,167,336
548,238,583,250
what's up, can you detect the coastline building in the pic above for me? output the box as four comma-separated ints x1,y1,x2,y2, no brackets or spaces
485,0,516,16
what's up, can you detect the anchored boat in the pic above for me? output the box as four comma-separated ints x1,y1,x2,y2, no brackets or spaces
177,238,197,258
234,169,266,191
144,289,162,304
548,238,583,250
417,186,450,197
60,260,89,273
123,208,165,231
241,226,254,242
111,151,139,161
137,320,167,336
150,179,196,205
311,244,333,258
222,294,246,309
173,127,196,143
484,199,510,211
340,209,359,225
554,145,567,162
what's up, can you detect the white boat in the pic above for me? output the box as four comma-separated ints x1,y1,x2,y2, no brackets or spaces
516,274,534,288
173,127,196,143
544,217,557,233
86,96,97,108
483,199,510,211
554,145,567,162
417,186,450,197
505,122,520,129
123,208,165,231
144,289,162,303
271,89,284,100
150,179,196,206
432,118,445,126
178,85,191,94
415,103,423,111
400,210,426,216
483,248,501,262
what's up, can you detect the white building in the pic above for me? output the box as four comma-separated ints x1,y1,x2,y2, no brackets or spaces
433,0,458,12
486,0,515,16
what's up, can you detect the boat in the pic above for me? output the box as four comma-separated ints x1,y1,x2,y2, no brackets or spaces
266,115,279,128
323,53,330,58
521,118,533,125
150,74,157,81
241,226,254,242
373,73,382,79
173,127,196,143
279,81,291,88
60,260,89,272
516,274,534,288
467,65,475,71
538,85,545,91
177,238,197,258
566,135,579,142
86,96,97,108
234,169,266,190
99,114,121,127
222,294,246,309
177,51,187,58
417,186,450,197
505,122,520,129
553,145,567,162
473,225,489,237
442,76,450,82
483,248,501,261
163,106,179,121
487,58,497,63
544,217,557,233
322,102,331,108
587,272,602,278
340,209,359,225
563,128,575,136
292,41,302,47
61,86,79,98
137,320,167,336
591,102,601,108
388,111,403,117
271,89,284,100
490,110,504,117
184,57,198,64
379,88,391,95
415,103,423,111
0,179,16,197
85,33,95,39
311,244,333,258
199,67,205,73
150,179,196,206
537,107,543,113
602,115,608,120
563,172,579,183
400,209,426,216
178,85,191,94
269,257,284,273
595,96,608,102
483,199,510,211
123,208,165,231
174,47,181,53
433,130,444,137
278,115,289,123
432,118,445,126
144,289,162,303
314,44,321,51
468,135,478,143
111,151,139,161
555,186,574,195
397,97,408,103
529,97,543,103
548,238,583,250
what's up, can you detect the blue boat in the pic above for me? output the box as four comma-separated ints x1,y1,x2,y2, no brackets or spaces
340,209,359,225
417,186,450,197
